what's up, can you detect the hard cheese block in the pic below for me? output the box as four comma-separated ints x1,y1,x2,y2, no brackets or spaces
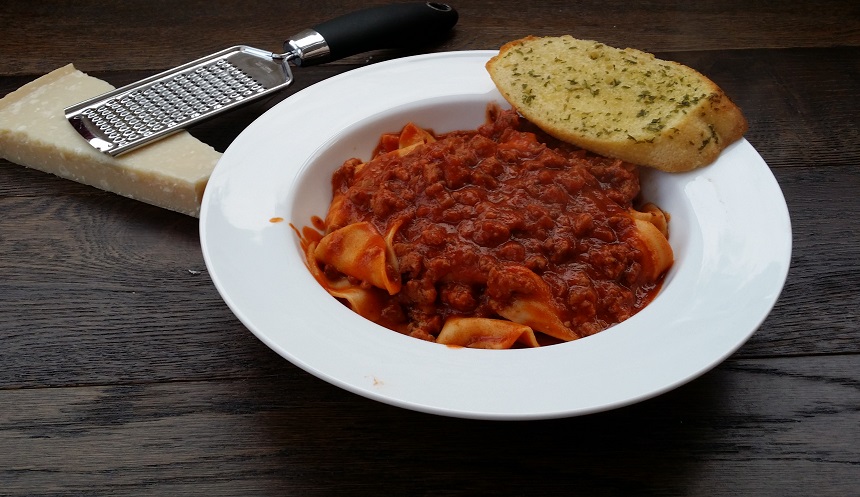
0,64,222,217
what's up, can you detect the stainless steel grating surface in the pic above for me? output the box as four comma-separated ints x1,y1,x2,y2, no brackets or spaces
79,60,267,148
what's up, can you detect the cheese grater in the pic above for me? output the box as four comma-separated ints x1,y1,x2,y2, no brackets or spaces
65,2,458,156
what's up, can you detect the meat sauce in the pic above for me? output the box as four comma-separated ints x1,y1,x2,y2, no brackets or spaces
323,107,665,343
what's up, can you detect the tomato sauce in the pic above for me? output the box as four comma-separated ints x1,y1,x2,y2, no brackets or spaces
324,107,664,342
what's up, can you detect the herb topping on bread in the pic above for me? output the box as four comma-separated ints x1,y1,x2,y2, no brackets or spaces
486,36,748,172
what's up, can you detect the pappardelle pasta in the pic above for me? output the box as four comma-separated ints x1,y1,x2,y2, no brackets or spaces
297,106,673,349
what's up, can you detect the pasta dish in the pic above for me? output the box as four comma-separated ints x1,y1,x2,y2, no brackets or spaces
296,106,673,349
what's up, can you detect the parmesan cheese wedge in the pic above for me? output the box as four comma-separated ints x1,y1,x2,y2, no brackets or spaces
0,64,222,217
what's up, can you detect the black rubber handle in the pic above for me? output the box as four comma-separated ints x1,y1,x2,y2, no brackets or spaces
308,3,458,64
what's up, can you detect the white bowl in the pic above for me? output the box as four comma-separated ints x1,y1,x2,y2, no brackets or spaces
200,51,792,419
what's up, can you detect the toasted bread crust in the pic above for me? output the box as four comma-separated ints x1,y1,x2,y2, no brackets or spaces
486,36,748,172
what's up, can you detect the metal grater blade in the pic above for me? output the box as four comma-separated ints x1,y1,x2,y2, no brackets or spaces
65,46,293,156
65,3,459,156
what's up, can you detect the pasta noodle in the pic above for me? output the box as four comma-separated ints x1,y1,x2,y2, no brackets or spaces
297,106,673,349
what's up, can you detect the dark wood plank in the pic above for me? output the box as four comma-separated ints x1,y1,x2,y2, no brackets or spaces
0,162,857,388
0,0,858,76
0,193,288,389
748,165,860,357
0,355,857,496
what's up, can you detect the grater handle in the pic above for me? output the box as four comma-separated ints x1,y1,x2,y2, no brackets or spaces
287,2,458,66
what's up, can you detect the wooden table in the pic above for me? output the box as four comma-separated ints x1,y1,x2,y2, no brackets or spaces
1,1,858,495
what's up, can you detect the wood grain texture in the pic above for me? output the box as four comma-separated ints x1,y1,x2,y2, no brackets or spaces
0,356,857,496
0,0,858,75
1,0,858,494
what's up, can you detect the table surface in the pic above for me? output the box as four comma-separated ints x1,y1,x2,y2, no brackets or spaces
1,1,858,495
